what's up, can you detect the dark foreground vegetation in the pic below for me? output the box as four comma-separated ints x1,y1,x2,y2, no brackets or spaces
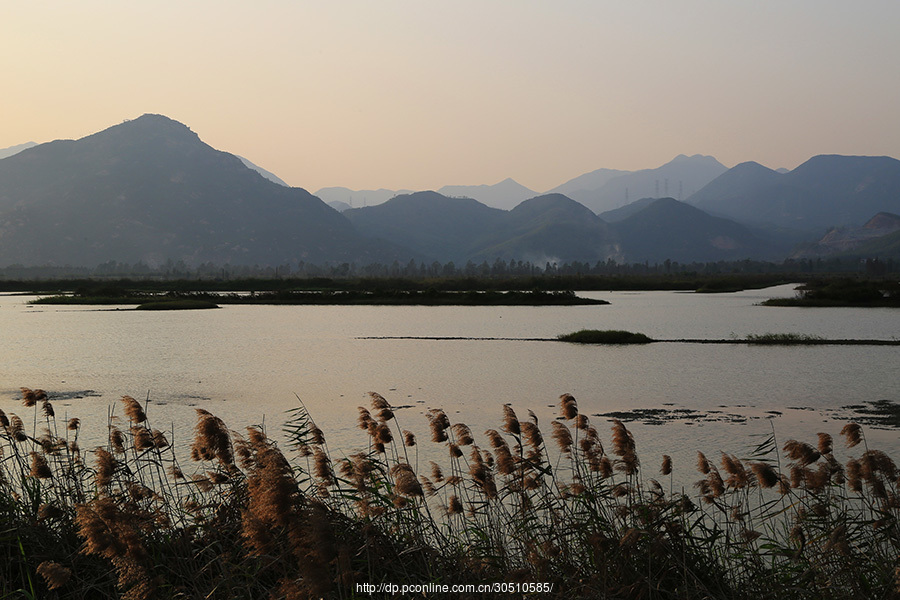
2,389,899,599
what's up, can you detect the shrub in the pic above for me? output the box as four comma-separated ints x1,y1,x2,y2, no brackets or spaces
558,329,654,344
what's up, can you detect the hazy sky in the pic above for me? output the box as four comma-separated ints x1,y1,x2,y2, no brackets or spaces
3,1,899,193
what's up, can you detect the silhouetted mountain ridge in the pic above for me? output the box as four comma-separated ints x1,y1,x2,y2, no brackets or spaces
0,114,404,267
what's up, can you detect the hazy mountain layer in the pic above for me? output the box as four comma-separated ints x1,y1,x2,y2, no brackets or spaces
468,194,619,264
5,115,900,268
611,198,774,263
236,156,290,187
314,187,415,209
344,191,508,262
548,167,630,200
438,178,538,211
344,191,776,265
689,155,900,232
346,191,618,265
0,142,37,160
557,154,728,214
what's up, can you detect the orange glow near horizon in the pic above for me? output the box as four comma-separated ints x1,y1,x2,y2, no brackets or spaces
2,1,899,193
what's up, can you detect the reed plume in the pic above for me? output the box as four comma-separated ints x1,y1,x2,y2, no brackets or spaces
110,427,126,454
390,463,423,497
660,455,672,476
783,440,820,466
9,414,26,441
558,393,578,420
750,462,779,488
427,408,450,442
841,423,863,448
36,561,72,590
121,395,147,423
551,421,573,453
403,430,416,447
502,404,521,436
29,452,52,479
191,409,233,465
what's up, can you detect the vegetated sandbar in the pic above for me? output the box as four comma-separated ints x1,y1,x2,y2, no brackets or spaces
761,278,900,307
361,330,900,346
30,289,608,307
135,299,220,310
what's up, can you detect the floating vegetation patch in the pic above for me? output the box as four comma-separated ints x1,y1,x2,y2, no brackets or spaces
839,400,900,428
744,332,824,344
593,407,756,426
48,389,101,401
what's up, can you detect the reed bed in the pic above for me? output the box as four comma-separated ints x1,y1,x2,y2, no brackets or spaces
1,388,898,599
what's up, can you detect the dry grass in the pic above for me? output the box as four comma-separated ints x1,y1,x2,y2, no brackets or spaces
1,387,899,599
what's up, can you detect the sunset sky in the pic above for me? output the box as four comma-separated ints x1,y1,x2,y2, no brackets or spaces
2,1,899,193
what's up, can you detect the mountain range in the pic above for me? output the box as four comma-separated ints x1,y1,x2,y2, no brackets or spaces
344,192,776,265
553,154,729,214
2,114,900,269
687,156,900,233
314,154,727,214
344,192,620,264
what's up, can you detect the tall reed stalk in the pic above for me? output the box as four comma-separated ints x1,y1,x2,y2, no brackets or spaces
1,387,898,599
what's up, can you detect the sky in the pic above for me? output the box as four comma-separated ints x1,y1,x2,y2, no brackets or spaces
2,1,900,193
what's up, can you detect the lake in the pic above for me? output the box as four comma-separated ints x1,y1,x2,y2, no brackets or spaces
2,284,899,481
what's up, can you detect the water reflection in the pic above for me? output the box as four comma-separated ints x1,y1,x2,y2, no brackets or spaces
1,285,898,482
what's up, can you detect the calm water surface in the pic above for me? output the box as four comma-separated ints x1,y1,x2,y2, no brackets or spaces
2,284,898,477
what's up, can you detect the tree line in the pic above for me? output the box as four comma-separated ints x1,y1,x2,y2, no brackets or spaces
0,255,894,284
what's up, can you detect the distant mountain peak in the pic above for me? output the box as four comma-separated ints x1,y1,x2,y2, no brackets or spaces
0,141,38,160
437,179,537,210
671,153,716,161
85,114,201,145
553,154,728,215
0,114,404,267
662,154,725,168
691,154,900,232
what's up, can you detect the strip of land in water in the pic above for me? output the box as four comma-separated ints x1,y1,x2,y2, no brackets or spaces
360,334,900,346
30,289,608,307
